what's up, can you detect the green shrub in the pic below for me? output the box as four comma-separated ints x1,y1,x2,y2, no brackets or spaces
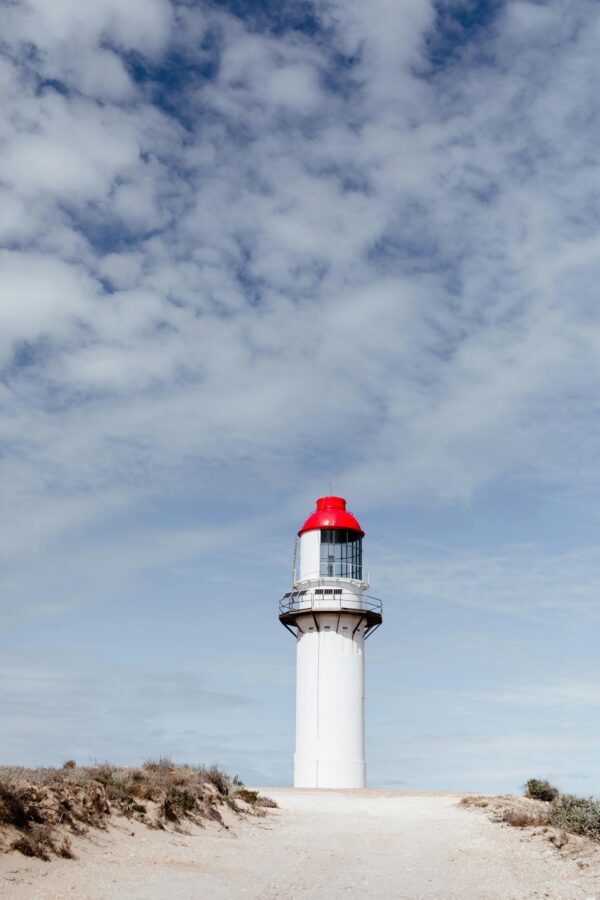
164,787,196,818
549,794,600,840
235,788,258,805
524,779,559,802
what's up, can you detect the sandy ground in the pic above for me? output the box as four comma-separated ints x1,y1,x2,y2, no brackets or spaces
2,789,600,899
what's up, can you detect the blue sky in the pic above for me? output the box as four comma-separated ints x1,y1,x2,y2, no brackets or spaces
2,0,600,794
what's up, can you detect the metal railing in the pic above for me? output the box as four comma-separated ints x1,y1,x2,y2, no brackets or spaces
279,589,382,618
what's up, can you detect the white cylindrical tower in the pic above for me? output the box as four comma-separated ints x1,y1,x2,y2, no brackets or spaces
279,496,383,789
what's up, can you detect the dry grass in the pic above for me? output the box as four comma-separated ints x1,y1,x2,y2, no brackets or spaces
11,826,74,860
461,794,551,831
233,788,279,810
460,796,489,809
0,761,275,860
502,808,549,829
234,788,260,805
254,795,279,809
461,781,600,853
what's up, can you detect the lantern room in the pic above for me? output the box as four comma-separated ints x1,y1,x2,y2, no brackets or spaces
297,496,365,583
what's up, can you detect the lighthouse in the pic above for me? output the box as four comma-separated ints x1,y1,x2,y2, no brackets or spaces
279,496,383,789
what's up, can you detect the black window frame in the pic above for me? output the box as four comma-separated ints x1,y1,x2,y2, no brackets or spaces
319,529,363,579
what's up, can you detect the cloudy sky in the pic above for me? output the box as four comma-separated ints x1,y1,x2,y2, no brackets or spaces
2,0,600,793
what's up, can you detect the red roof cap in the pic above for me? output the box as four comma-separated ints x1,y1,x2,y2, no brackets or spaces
298,496,364,537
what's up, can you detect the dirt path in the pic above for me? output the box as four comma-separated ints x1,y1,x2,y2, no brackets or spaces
1,790,599,899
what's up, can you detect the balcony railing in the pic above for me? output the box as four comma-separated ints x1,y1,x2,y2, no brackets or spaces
279,589,382,619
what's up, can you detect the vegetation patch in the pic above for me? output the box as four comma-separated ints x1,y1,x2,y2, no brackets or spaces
524,779,559,803
234,788,259,805
0,762,276,860
502,808,549,829
11,826,74,860
462,779,600,849
549,794,600,840
459,796,488,809
255,795,279,809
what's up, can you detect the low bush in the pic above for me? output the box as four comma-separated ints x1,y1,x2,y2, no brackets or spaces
524,779,559,802
498,780,600,845
159,787,198,823
231,788,279,810
10,824,74,860
463,780,600,848
503,808,548,829
235,788,259,805
549,794,600,840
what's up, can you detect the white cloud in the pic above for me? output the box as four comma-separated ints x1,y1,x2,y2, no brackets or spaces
264,63,322,112
7,0,600,788
1,0,600,620
6,0,172,57
0,250,96,361
373,542,600,618
1,93,142,199
0,648,253,768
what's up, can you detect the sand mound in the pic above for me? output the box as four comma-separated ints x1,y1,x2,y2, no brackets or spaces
0,761,275,861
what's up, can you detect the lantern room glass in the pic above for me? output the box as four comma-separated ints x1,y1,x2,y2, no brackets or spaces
319,529,363,579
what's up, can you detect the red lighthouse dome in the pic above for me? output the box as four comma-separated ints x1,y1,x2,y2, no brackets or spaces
298,496,365,537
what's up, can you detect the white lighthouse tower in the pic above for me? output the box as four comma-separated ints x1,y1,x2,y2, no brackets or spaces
279,496,383,789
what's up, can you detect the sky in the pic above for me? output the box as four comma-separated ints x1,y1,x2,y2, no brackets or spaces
2,0,600,794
